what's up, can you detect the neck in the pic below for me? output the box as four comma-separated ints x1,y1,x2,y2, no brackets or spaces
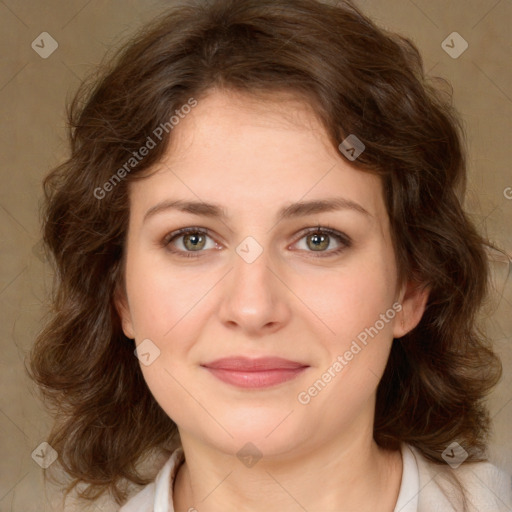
172,427,403,512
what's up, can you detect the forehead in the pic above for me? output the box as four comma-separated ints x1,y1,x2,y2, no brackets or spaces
128,89,386,226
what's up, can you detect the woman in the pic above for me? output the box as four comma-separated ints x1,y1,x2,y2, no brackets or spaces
27,0,511,510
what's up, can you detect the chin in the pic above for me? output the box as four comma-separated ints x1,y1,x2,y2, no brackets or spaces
201,408,307,459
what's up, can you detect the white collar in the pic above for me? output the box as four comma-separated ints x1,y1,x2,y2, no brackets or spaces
393,443,420,512
154,447,184,512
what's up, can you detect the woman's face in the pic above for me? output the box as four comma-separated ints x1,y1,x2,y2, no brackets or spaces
117,89,421,458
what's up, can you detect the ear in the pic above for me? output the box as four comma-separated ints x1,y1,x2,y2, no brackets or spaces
393,280,429,339
114,284,136,339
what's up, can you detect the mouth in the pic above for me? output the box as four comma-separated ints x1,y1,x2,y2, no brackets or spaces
201,356,309,389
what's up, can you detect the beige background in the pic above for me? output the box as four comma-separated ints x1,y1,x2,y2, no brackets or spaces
0,0,510,510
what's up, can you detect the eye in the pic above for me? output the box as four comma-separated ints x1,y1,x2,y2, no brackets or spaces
162,227,219,258
161,225,351,259
292,225,351,257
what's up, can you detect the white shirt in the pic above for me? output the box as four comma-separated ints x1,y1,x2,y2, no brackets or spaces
120,443,512,511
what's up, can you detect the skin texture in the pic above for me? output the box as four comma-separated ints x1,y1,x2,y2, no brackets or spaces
116,89,428,512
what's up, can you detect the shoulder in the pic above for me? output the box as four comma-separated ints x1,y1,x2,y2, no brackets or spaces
120,448,184,512
408,444,512,512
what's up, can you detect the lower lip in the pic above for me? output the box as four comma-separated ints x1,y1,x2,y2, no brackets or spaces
204,367,308,389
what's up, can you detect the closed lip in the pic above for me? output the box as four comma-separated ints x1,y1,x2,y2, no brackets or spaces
201,357,309,371
201,356,310,389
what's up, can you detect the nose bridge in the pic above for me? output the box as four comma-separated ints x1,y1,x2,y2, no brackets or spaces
217,238,289,334
233,244,274,300
231,240,277,309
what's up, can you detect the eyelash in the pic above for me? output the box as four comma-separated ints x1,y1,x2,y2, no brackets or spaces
161,225,352,259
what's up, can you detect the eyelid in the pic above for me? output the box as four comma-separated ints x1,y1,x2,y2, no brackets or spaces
289,225,352,257
292,224,351,246
161,227,220,257
162,226,215,246
161,225,351,257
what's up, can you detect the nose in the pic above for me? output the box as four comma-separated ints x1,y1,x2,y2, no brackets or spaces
217,245,292,337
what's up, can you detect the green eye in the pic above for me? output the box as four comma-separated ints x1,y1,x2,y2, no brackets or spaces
162,225,351,259
163,227,216,258
294,227,351,257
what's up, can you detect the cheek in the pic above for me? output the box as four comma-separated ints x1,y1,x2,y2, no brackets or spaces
124,253,208,423
295,266,398,424
298,255,398,346
124,250,215,340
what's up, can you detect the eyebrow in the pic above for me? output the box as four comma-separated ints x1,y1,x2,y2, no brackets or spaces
143,197,371,224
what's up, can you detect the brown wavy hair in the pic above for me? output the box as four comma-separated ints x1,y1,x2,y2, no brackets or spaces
27,0,503,506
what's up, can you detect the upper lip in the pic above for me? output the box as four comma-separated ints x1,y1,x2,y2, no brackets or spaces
202,357,308,371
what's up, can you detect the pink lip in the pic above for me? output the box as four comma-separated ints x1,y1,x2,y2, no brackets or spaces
201,357,309,389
